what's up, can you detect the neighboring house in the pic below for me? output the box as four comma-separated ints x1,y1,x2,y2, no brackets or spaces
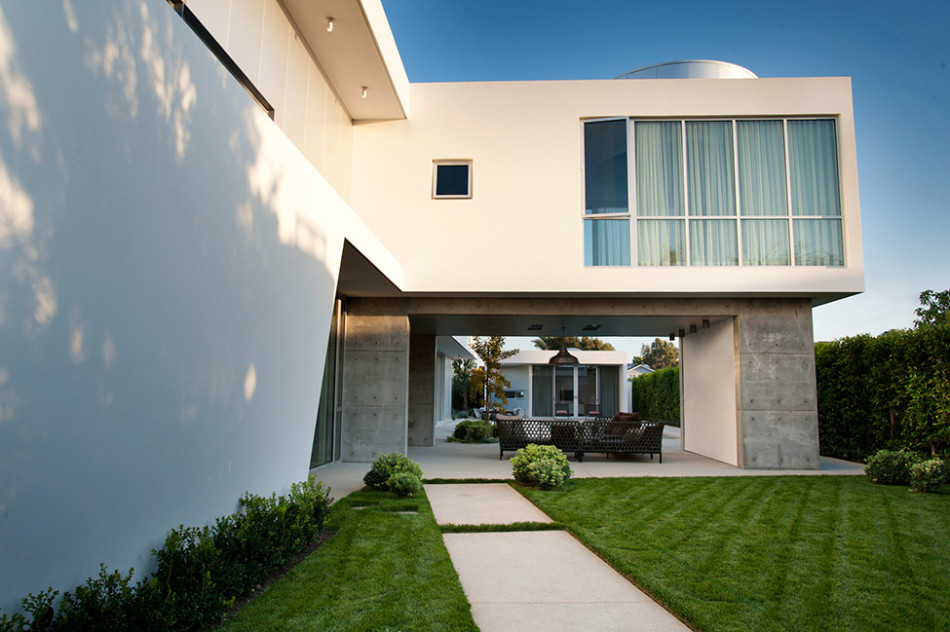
627,364,656,379
499,350,629,418
0,0,863,609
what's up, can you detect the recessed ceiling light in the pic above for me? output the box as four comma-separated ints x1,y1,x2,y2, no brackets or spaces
582,324,601,331
527,324,543,331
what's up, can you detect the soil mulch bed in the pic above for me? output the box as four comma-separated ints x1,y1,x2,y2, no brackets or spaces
214,529,337,628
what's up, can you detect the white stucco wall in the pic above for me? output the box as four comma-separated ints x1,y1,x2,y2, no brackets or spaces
681,318,740,466
187,0,355,199
0,1,399,610
350,78,863,301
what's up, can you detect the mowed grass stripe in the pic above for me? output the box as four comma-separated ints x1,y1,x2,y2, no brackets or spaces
520,476,950,632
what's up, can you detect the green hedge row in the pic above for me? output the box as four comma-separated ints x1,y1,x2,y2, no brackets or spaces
630,366,680,426
815,325,950,462
0,475,331,632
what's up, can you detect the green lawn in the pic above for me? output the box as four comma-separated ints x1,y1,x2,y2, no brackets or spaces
519,476,950,632
218,490,478,632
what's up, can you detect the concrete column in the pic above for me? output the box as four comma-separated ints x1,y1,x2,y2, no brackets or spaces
735,299,820,469
340,300,409,462
408,334,437,446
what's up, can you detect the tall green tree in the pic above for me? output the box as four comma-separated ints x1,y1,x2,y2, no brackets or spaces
914,289,950,329
532,336,615,351
469,336,517,417
640,338,679,369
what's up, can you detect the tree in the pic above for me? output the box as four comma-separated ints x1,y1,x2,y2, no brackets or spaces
914,289,950,329
452,358,475,411
640,338,679,370
532,336,615,351
469,336,517,418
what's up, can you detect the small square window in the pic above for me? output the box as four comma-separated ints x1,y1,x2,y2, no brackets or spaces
433,161,472,198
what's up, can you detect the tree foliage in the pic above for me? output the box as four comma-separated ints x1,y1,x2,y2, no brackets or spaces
914,288,950,329
451,358,475,411
532,336,615,351
640,338,679,370
469,336,517,413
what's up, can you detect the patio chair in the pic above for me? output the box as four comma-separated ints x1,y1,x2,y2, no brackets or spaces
554,403,570,416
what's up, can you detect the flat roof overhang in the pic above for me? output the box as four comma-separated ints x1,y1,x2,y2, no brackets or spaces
281,0,409,121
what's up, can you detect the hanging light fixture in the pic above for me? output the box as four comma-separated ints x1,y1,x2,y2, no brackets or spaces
549,326,579,365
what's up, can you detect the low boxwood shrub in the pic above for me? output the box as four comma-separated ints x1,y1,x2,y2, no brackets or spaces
909,458,947,493
510,444,572,489
363,453,424,493
0,475,330,632
865,449,922,485
387,471,423,497
451,420,492,442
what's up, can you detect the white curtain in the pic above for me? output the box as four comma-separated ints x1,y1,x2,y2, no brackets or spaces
636,121,684,216
686,121,735,216
789,119,840,216
690,219,738,266
794,219,843,266
584,218,630,266
742,219,789,265
638,219,685,266
737,120,787,216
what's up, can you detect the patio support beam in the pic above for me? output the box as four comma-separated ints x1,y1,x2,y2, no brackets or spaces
408,334,437,446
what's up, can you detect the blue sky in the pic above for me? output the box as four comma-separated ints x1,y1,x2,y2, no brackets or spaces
381,0,950,354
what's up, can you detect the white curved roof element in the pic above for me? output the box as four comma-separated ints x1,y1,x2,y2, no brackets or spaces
615,60,757,80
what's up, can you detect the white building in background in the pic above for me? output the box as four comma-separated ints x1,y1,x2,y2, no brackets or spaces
0,0,862,609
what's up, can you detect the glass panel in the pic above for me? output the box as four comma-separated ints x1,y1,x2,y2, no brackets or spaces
555,366,574,417
531,365,553,417
638,219,685,266
598,365,620,417
577,366,598,415
690,219,738,266
686,121,735,216
737,120,787,216
742,219,790,265
636,121,684,216
311,298,340,468
584,218,630,266
435,164,469,197
788,119,840,216
794,219,843,266
584,120,628,214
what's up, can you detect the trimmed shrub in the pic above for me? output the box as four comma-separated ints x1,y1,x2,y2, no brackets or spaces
451,419,490,442
363,453,423,492
630,366,680,426
865,449,922,485
0,475,330,632
387,471,423,497
510,444,572,489
909,458,947,493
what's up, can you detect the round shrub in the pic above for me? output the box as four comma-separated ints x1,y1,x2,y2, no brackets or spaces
510,444,572,489
363,453,424,491
452,420,490,442
865,449,922,485
387,471,423,497
909,458,947,493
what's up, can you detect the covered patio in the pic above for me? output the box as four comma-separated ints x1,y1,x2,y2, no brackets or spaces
311,420,865,502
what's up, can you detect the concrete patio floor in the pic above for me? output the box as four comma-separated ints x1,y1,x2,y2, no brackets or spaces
311,420,864,502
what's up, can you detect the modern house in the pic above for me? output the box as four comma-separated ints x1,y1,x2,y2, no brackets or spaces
0,0,862,609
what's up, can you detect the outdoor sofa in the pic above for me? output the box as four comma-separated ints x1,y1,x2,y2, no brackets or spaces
496,413,664,463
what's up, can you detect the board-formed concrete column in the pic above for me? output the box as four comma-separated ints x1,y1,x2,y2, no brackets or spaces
341,299,409,462
736,299,820,469
408,334,437,446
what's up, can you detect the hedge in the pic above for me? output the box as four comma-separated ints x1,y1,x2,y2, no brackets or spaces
816,325,950,461
0,475,331,632
630,366,680,426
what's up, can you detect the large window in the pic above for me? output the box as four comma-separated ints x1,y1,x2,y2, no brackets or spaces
582,118,844,267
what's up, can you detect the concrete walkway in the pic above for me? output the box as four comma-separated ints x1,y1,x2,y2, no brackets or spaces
427,483,692,632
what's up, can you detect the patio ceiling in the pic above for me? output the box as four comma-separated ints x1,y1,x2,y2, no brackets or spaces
407,313,731,338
